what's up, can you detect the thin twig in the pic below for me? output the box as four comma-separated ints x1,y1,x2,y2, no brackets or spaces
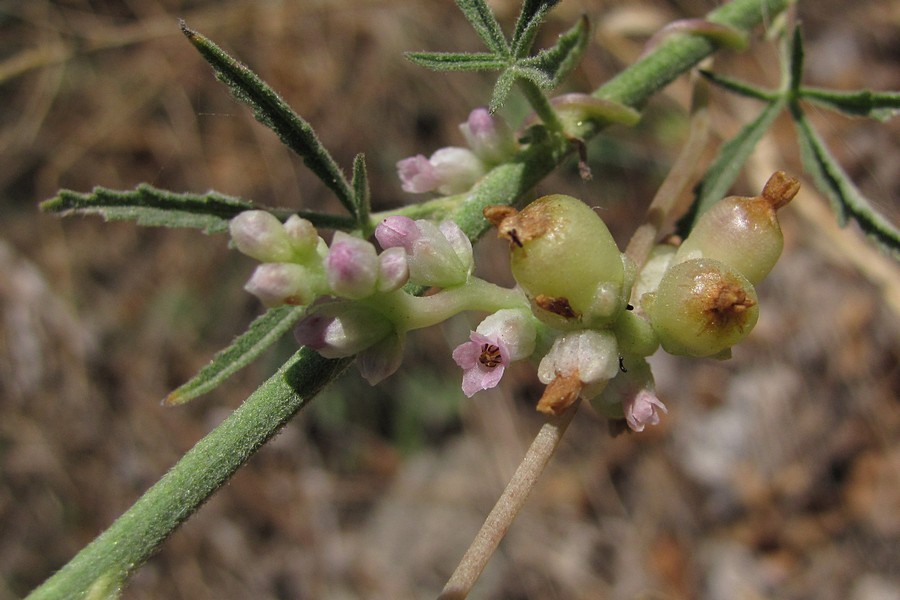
624,75,711,271
438,400,581,600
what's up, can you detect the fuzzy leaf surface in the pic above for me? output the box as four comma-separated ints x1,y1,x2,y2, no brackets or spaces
165,305,307,406
41,184,254,234
519,15,589,87
682,99,785,233
404,51,506,71
511,0,559,58
800,87,900,121
792,106,900,258
180,21,356,217
454,0,509,56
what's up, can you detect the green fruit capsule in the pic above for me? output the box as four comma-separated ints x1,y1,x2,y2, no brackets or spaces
487,195,626,328
643,258,759,357
675,171,799,284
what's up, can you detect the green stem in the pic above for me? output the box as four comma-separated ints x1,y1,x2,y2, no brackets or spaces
372,278,528,332
29,1,790,597
27,350,351,600
518,78,565,133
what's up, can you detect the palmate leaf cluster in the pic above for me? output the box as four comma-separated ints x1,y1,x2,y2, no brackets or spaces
405,0,588,113
686,27,900,257
38,0,899,410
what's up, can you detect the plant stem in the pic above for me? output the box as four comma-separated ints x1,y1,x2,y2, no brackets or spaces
374,277,529,332
624,76,711,270
518,78,565,133
26,349,351,600
29,1,790,597
438,400,581,600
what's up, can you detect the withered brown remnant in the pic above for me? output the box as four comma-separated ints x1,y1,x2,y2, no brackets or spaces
534,294,579,319
704,281,756,330
483,201,553,249
761,170,800,210
537,373,583,416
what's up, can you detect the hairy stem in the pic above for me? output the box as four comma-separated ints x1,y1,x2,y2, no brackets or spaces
27,350,351,600
517,77,565,133
438,401,581,600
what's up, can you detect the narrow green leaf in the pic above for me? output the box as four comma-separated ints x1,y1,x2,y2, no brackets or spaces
800,87,900,122
42,184,356,233
519,15,589,87
788,25,804,95
41,184,254,234
489,68,519,113
454,0,510,56
699,69,779,102
791,105,900,258
352,153,371,234
180,21,357,218
511,0,559,58
404,51,506,72
165,305,307,406
681,99,785,233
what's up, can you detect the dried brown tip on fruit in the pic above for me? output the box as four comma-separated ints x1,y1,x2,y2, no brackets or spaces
762,171,800,210
536,373,583,415
535,294,580,319
705,281,756,329
483,205,518,227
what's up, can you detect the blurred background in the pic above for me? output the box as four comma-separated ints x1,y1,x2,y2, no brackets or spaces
1,1,898,598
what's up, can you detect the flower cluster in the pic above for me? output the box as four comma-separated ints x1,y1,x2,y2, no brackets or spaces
231,209,529,385
397,108,518,195
230,162,796,432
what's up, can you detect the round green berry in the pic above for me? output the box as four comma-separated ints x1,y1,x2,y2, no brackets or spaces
491,195,626,328
643,258,759,357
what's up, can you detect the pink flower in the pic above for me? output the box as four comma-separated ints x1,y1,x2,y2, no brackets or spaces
623,389,668,433
452,331,510,397
397,148,485,195
459,108,517,164
244,263,316,307
376,216,473,288
397,155,440,194
375,215,420,253
295,301,393,359
325,232,379,299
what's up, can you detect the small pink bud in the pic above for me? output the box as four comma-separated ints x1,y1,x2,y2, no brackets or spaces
590,356,667,432
378,217,472,288
428,147,485,195
295,301,393,358
624,390,668,433
244,263,315,307
326,232,379,299
357,333,405,385
439,220,474,273
375,216,420,253
406,219,471,287
230,210,294,263
397,154,441,193
377,247,409,292
459,108,517,164
283,215,320,256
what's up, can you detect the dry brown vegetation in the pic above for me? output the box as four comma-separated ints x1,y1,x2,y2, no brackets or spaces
1,1,898,598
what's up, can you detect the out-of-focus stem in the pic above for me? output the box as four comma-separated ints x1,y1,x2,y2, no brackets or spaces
438,401,581,600
624,76,711,270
